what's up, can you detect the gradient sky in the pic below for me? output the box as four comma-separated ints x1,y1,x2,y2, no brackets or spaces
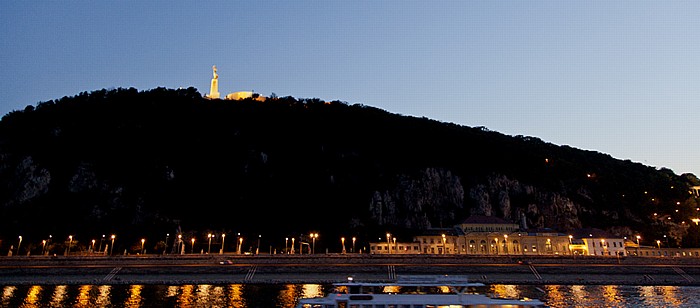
1,1,698,177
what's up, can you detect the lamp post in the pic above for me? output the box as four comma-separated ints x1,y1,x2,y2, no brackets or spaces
568,235,573,255
635,235,641,256
177,235,182,254
110,235,115,256
91,239,96,253
442,234,446,255
165,233,170,255
310,233,318,254
191,238,195,254
257,235,261,255
494,237,499,255
601,239,606,256
504,234,509,255
42,240,47,255
291,238,295,254
656,240,661,249
238,236,243,255
386,233,391,254
208,234,213,254
221,234,225,254
99,235,105,253
285,237,289,254
341,237,346,254
17,236,22,256
393,237,397,253
352,237,356,253
68,235,73,255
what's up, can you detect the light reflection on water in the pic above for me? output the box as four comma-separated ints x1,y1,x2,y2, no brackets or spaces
0,284,699,307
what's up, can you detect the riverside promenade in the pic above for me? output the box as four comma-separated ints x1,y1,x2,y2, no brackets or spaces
1,254,700,286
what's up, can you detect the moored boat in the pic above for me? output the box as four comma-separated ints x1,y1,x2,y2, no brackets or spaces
296,275,546,308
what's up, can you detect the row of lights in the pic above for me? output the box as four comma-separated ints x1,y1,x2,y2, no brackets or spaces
11,232,364,256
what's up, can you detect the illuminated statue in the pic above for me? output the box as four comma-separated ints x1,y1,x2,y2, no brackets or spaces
209,65,220,99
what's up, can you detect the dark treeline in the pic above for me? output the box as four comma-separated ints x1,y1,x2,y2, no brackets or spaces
0,87,697,255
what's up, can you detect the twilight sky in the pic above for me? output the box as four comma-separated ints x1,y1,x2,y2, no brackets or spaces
1,1,698,177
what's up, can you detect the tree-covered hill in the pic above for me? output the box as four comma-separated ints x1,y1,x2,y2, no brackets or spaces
0,87,698,254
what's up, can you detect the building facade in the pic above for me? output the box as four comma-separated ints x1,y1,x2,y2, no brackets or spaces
369,216,627,256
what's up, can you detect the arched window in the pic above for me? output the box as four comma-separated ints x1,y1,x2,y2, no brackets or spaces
469,240,476,254
512,240,520,253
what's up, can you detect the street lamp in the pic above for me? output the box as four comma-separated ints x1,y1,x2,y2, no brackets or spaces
141,239,145,255
165,233,170,255
68,235,73,255
285,237,289,254
310,233,318,254
393,237,397,254
110,235,116,256
221,234,226,254
341,237,346,254
386,233,391,254
191,238,195,254
568,235,573,255
291,237,295,254
177,234,182,254
442,234,446,255
656,240,661,249
238,236,243,255
208,234,213,254
42,240,47,255
257,235,262,255
91,239,96,253
504,234,509,255
17,236,22,256
99,235,105,253
635,235,641,256
352,237,356,253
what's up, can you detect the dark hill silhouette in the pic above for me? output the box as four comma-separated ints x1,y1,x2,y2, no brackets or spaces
0,87,698,254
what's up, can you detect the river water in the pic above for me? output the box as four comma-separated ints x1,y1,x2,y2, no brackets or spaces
2,283,700,307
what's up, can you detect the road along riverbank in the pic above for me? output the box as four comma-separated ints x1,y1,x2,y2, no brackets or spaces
1,254,700,286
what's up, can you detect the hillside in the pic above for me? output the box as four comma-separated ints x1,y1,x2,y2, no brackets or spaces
0,87,698,254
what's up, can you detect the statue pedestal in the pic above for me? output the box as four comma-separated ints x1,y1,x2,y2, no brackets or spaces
209,79,220,99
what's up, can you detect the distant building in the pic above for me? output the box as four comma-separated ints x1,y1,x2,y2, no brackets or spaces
226,91,266,102
369,215,627,256
691,186,700,197
570,228,626,256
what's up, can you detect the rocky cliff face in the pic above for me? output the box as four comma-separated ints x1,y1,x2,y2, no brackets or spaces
5,156,50,207
467,174,585,230
369,168,464,229
369,171,586,232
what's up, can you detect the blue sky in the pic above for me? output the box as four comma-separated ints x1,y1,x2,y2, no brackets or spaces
1,1,699,177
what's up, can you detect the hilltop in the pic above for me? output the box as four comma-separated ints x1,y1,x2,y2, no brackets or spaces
0,87,698,253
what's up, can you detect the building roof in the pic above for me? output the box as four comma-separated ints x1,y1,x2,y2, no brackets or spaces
570,228,619,239
421,227,460,236
460,215,515,225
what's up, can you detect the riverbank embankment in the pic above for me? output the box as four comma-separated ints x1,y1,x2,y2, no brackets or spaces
1,254,700,286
